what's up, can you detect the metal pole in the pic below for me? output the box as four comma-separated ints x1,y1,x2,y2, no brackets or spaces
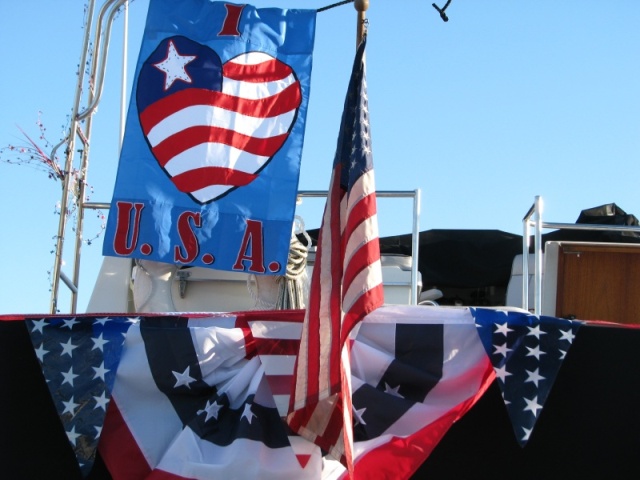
354,0,369,46
50,0,98,313
71,0,125,312
534,195,543,315
77,0,128,121
521,202,536,311
411,189,421,305
522,213,531,311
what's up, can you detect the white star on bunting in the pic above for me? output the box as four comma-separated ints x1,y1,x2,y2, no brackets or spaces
353,406,367,426
494,364,512,382
241,404,256,424
31,318,47,333
92,333,108,352
559,329,576,343
527,325,545,339
60,338,77,357
494,342,512,358
34,343,48,362
93,392,110,412
66,426,81,446
495,322,513,336
62,396,80,416
61,318,79,330
92,362,109,381
172,366,196,389
198,400,223,422
384,383,404,398
523,395,543,417
526,344,545,360
525,368,545,387
472,308,582,447
61,367,79,387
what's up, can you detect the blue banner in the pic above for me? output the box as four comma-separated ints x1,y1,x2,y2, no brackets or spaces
103,0,316,274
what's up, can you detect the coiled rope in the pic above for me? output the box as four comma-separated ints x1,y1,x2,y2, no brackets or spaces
247,216,311,310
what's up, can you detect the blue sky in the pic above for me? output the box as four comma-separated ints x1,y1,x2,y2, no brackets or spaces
1,0,639,314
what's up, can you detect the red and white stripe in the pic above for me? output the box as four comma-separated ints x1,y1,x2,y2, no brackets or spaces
245,314,326,469
287,37,383,466
246,315,303,417
288,154,384,465
139,52,301,203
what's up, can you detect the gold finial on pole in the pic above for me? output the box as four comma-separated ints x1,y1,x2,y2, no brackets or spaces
354,0,369,46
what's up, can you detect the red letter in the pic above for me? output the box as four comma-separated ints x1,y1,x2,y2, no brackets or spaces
112,201,144,255
174,211,201,264
219,4,244,36
233,219,266,273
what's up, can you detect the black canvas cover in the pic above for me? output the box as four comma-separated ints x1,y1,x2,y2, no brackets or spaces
542,202,640,246
303,228,521,290
576,202,639,225
378,229,522,289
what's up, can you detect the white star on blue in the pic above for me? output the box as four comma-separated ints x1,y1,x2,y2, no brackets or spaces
472,308,582,446
25,316,133,476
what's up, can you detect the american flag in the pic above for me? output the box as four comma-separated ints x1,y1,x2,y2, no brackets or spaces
137,35,302,204
472,308,582,445
25,316,135,477
288,36,384,469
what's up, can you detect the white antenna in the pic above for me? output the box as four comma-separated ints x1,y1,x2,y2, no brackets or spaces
119,0,129,149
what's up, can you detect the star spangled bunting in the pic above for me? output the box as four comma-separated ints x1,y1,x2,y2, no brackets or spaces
136,316,291,450
15,307,501,479
101,313,322,479
26,316,137,477
472,308,582,446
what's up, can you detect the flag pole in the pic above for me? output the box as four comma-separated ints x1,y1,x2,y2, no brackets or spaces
354,0,368,46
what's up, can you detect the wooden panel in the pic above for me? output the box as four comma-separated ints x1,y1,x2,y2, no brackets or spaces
555,244,640,324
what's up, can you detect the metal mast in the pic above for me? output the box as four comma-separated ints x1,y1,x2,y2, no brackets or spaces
49,0,128,313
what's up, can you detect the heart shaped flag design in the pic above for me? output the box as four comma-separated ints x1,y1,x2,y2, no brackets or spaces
137,36,302,204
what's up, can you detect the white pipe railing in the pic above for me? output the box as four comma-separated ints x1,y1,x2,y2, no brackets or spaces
522,196,640,315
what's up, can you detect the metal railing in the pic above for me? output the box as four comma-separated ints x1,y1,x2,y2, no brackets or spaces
522,195,640,315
